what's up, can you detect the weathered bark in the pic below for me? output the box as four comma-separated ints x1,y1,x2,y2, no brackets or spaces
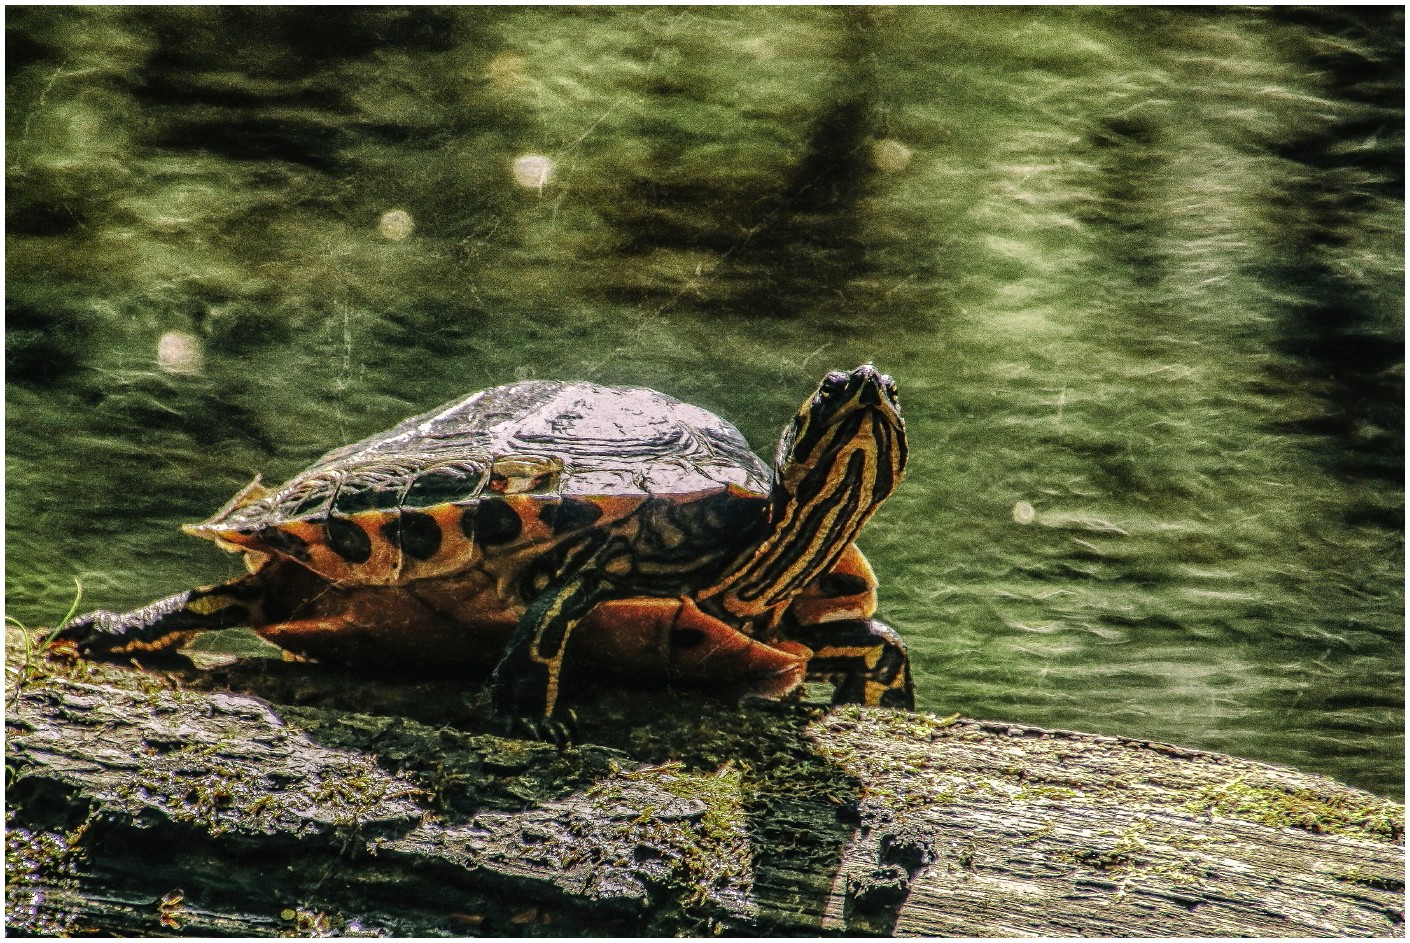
5,630,1404,937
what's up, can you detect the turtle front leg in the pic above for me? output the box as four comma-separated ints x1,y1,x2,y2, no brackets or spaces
793,617,915,709
780,544,916,710
487,535,622,743
55,574,265,660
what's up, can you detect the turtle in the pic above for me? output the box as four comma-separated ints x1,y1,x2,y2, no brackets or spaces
57,364,912,737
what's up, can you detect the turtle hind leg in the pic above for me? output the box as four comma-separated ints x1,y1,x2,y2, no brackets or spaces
55,574,266,661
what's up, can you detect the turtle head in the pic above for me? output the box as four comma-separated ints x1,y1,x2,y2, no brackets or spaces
711,364,906,618
775,364,905,491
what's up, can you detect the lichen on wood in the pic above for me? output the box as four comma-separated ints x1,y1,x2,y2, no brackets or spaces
5,627,1404,937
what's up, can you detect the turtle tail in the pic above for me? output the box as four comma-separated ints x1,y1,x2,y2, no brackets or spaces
54,575,265,659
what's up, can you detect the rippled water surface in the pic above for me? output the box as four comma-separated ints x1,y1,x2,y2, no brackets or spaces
7,8,1403,796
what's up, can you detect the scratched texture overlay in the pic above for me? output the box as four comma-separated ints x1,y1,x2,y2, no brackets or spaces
6,7,1402,796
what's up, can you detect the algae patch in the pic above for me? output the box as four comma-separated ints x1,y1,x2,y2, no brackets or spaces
1183,776,1404,843
588,761,753,918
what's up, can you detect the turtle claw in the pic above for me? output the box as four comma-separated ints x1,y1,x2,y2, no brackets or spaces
501,709,578,748
488,671,579,746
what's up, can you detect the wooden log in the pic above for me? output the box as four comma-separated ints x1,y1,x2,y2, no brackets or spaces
5,629,1403,937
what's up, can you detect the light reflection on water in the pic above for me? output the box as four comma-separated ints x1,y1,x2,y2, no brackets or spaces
5,6,1402,798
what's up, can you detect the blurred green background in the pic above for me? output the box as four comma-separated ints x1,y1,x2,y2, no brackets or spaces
6,7,1403,796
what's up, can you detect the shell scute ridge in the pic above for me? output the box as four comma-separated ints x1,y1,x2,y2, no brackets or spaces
184,378,775,584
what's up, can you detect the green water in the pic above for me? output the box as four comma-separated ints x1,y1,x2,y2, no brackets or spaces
7,7,1403,797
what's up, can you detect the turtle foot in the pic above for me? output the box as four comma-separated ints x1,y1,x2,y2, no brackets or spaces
501,709,579,748
487,664,580,746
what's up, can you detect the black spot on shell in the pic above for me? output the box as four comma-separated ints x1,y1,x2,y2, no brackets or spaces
539,498,603,535
258,526,310,562
817,571,872,598
324,517,372,564
467,499,521,545
389,511,443,561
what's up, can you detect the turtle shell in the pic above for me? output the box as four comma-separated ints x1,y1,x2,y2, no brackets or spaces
187,380,774,587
